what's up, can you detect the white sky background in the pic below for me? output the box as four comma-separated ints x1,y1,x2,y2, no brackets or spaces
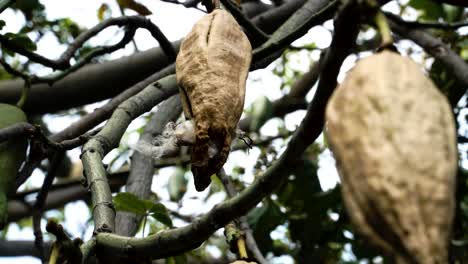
0,0,465,263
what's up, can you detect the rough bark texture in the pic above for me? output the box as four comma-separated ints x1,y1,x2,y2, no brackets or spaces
326,51,457,264
176,9,252,191
115,95,182,236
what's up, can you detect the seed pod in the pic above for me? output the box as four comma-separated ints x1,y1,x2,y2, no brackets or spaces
0,103,28,229
176,9,252,191
325,51,457,263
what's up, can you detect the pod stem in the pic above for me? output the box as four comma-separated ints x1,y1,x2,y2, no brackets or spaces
237,238,248,259
16,79,31,109
374,11,393,48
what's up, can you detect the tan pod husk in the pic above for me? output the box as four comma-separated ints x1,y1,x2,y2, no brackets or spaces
325,51,457,264
176,9,252,191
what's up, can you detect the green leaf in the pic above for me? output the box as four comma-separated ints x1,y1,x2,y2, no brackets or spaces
165,254,187,264
4,33,37,51
442,4,463,22
247,199,286,253
0,20,5,30
97,4,111,22
408,0,444,21
148,203,173,227
113,192,148,216
168,167,188,202
249,95,274,131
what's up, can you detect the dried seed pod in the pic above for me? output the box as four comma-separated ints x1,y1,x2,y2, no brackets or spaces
176,9,252,191
325,51,457,263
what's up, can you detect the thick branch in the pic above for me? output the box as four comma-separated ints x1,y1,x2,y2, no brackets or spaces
115,95,182,236
93,0,361,258
0,240,52,258
0,43,178,114
81,75,178,233
0,0,304,114
7,171,128,223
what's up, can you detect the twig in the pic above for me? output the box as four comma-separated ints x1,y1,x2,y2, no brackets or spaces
51,64,176,142
32,26,137,85
385,12,468,29
32,152,65,263
0,58,31,80
46,220,83,264
7,171,129,224
15,135,49,189
0,16,174,71
159,0,206,12
0,122,35,143
0,16,175,85
252,0,338,69
219,0,269,46
0,0,13,14
13,127,97,189
218,168,267,264
239,56,322,132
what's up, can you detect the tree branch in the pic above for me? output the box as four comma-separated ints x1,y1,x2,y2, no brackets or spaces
252,0,338,69
0,239,52,258
93,0,362,258
0,16,175,72
7,171,128,223
81,75,178,233
0,0,304,114
51,64,175,143
115,95,182,236
218,168,267,264
32,152,65,263
220,0,269,46
386,12,468,105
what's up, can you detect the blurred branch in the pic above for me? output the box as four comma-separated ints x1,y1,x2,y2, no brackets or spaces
0,16,175,84
0,239,52,258
159,0,206,12
0,122,35,143
13,127,97,189
32,152,65,263
93,0,362,258
51,63,176,142
386,12,468,105
252,0,338,69
239,56,322,131
0,0,303,114
0,122,97,150
388,17,468,30
0,0,14,14
7,170,128,223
